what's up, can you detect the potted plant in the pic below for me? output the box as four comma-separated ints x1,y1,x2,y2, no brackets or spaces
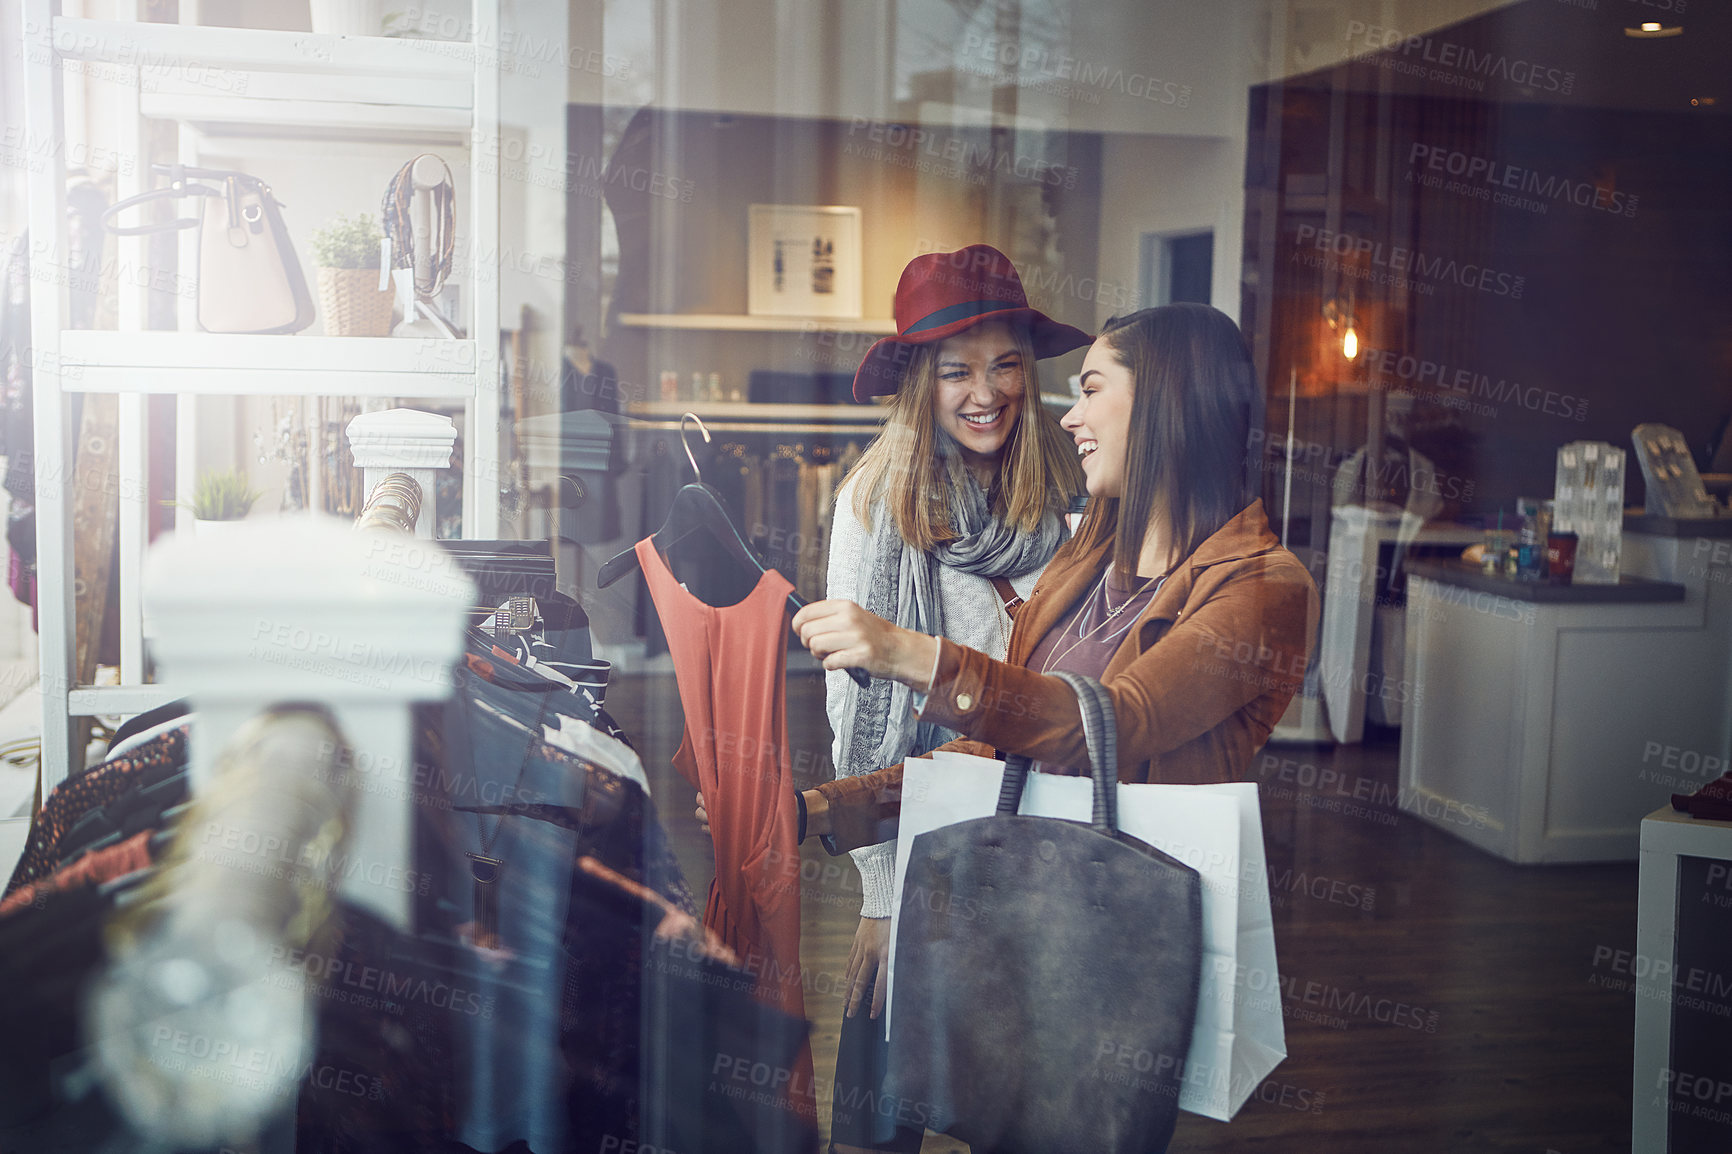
310,212,393,337
174,469,263,536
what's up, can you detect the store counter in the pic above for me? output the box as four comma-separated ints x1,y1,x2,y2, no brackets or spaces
1396,550,1721,863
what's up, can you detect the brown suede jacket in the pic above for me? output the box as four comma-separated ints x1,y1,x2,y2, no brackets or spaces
814,499,1319,853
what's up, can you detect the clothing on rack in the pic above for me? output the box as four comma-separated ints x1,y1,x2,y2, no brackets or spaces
747,443,860,603
0,829,156,917
52,767,186,867
0,522,817,1153
4,724,188,897
539,715,651,794
0,884,168,1152
295,882,811,1154
407,605,807,1153
765,454,802,588
0,723,245,1153
0,694,800,1153
413,613,641,1154
634,537,818,1137
291,900,461,1154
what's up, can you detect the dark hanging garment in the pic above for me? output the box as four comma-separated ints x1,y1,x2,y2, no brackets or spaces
413,683,586,1154
292,902,461,1154
5,725,189,897
0,885,136,1152
565,868,815,1154
0,830,156,919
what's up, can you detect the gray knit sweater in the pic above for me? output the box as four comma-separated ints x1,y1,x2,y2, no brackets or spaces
823,476,1037,918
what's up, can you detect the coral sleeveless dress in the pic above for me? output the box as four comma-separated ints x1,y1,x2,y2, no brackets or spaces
635,540,816,1128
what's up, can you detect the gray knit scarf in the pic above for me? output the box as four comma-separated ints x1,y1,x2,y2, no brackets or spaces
834,447,1068,784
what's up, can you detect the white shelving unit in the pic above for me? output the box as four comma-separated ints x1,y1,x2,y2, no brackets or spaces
23,0,501,791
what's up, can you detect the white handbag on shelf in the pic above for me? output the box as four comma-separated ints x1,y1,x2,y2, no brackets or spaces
887,750,1286,1122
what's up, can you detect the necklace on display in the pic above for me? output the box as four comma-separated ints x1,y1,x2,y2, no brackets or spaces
1038,565,1166,674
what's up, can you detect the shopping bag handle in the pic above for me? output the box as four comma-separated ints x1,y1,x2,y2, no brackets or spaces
995,671,1118,836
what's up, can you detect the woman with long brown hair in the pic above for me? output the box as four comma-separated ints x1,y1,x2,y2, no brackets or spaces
793,305,1315,1152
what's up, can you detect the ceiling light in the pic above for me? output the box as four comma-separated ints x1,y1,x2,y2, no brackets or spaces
1624,23,1683,38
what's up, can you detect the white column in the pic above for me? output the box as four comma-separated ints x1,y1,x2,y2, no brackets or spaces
466,0,502,538
24,0,75,788
142,514,476,929
116,2,146,685
345,407,458,538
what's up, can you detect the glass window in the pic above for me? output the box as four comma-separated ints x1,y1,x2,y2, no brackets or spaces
1,2,1728,1151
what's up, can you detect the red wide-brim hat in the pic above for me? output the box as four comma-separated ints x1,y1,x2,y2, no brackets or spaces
851,244,1093,403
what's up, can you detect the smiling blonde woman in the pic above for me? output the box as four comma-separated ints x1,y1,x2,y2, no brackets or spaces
823,244,1085,1153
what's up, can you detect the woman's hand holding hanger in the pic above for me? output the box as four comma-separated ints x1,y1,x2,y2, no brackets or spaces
792,600,939,691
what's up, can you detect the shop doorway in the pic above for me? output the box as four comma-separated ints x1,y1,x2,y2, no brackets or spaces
1140,229,1214,307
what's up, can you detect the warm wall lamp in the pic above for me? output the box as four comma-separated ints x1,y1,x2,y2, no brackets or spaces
1323,294,1358,360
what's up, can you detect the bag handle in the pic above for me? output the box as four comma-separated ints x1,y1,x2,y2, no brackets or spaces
101,182,216,235
101,165,276,236
988,575,1024,619
995,671,1118,835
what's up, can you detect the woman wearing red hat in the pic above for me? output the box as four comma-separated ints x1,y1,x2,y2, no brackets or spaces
792,306,1317,1147
824,244,1086,1153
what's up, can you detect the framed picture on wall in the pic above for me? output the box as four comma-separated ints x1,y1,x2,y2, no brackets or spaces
747,205,863,318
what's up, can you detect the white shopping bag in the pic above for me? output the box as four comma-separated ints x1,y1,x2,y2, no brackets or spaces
887,751,1285,1122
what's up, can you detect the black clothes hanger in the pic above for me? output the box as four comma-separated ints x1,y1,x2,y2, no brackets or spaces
57,788,191,867
598,414,869,688
105,699,192,756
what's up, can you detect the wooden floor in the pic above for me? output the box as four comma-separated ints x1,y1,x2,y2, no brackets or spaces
611,671,1641,1153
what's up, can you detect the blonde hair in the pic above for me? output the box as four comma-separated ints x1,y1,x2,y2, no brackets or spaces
847,325,1084,550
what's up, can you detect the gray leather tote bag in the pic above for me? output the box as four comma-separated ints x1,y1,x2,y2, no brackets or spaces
884,672,1204,1154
